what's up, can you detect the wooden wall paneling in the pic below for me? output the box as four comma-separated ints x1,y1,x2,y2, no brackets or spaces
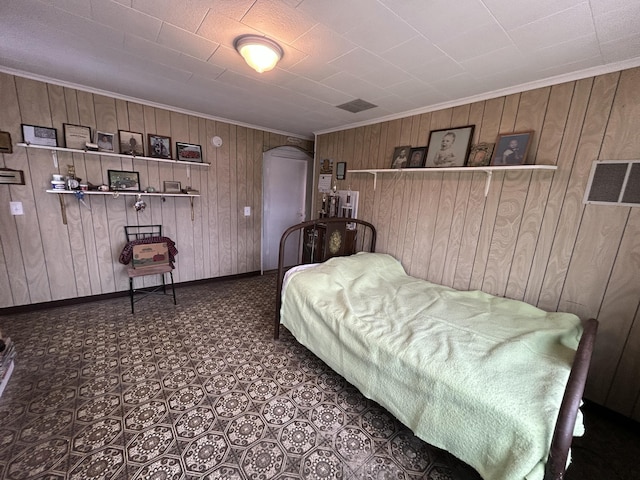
507,84,573,301
216,122,232,276
589,209,640,409
360,124,379,223
387,118,411,256
189,117,206,278
205,119,220,278
252,129,263,271
228,125,238,275
18,78,75,302
600,68,640,159
537,72,620,312
524,80,591,306
242,127,254,272
378,120,402,253
236,126,248,274
125,102,147,231
0,74,32,306
371,122,389,250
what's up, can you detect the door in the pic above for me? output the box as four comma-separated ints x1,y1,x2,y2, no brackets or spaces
262,146,312,272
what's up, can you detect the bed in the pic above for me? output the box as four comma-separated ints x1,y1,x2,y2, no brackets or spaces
274,218,598,480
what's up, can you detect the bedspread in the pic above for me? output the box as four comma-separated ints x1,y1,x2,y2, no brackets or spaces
280,252,583,480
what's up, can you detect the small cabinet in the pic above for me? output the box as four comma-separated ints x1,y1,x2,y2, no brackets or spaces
303,222,357,263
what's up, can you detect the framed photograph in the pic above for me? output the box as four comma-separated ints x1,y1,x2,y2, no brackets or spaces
336,161,347,180
148,134,172,159
424,125,475,168
21,124,57,147
95,131,115,152
163,180,182,193
63,123,92,150
408,147,427,168
118,130,144,156
491,131,533,166
107,170,141,191
176,142,203,162
390,145,411,169
467,143,495,167
0,131,12,153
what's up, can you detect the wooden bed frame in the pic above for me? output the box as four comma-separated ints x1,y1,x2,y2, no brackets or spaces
274,217,597,480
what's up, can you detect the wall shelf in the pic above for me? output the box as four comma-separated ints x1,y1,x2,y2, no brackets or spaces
349,165,558,196
46,189,200,224
17,143,210,169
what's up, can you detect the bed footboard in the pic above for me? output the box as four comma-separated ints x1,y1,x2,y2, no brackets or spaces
544,317,598,480
274,217,376,340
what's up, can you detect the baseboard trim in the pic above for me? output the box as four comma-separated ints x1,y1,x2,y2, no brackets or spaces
0,271,263,315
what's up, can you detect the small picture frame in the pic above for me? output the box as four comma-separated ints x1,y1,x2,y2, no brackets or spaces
0,131,12,153
21,124,57,147
107,170,141,191
491,131,533,166
96,131,115,152
467,143,495,167
63,123,92,150
425,125,474,168
390,145,411,169
336,162,347,180
163,180,182,193
118,130,144,156
176,142,203,162
148,134,172,159
408,147,427,168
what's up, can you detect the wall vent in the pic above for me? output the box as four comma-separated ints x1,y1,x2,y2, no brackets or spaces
584,160,640,207
336,99,377,113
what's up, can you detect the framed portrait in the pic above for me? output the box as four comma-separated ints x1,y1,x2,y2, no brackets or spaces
0,131,12,153
148,134,172,159
491,131,533,166
408,147,427,168
336,161,347,180
95,131,115,152
63,123,92,150
467,143,495,167
163,180,182,193
424,125,475,168
118,130,144,156
21,124,57,147
390,145,411,169
107,170,141,191
176,142,203,162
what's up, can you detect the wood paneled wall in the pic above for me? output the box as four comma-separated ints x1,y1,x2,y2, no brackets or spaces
0,73,312,308
317,67,640,419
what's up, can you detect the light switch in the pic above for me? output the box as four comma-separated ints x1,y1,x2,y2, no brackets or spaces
244,206,251,217
10,201,23,215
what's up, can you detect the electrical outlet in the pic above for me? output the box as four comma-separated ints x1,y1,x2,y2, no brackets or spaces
244,206,251,217
10,201,23,215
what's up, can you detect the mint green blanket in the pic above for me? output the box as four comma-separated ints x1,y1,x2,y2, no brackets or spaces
280,253,583,480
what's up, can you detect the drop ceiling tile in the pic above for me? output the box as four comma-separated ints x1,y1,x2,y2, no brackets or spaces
241,0,317,44
321,72,387,100
39,0,92,18
601,34,640,63
292,24,357,62
89,0,161,42
124,32,182,67
430,72,481,100
589,0,633,16
131,0,210,32
508,3,595,52
384,78,441,99
328,48,386,77
527,34,602,67
197,11,262,46
436,21,514,62
342,8,417,54
208,44,247,72
407,56,465,83
285,76,352,105
594,5,640,43
157,24,219,61
482,0,582,29
174,53,225,80
460,44,526,78
288,56,341,82
381,36,448,71
296,0,379,35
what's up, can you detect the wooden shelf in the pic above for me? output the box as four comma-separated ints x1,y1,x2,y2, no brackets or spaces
17,143,210,168
350,165,558,195
46,190,200,224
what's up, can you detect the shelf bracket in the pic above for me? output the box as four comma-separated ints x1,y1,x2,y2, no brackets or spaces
190,197,195,221
57,193,67,225
370,172,378,190
52,150,58,169
484,171,493,197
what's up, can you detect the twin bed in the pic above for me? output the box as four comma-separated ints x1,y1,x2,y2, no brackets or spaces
275,218,597,480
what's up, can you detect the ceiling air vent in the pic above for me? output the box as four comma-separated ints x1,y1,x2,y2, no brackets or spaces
336,99,377,113
584,160,640,207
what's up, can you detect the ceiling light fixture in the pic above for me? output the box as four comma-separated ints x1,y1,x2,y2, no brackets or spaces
234,35,283,73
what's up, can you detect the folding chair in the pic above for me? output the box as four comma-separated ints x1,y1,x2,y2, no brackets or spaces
123,225,177,313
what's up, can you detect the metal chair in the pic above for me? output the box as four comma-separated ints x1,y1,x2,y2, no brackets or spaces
123,225,177,313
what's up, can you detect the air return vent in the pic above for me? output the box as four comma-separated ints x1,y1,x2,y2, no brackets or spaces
336,99,377,113
584,160,640,206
